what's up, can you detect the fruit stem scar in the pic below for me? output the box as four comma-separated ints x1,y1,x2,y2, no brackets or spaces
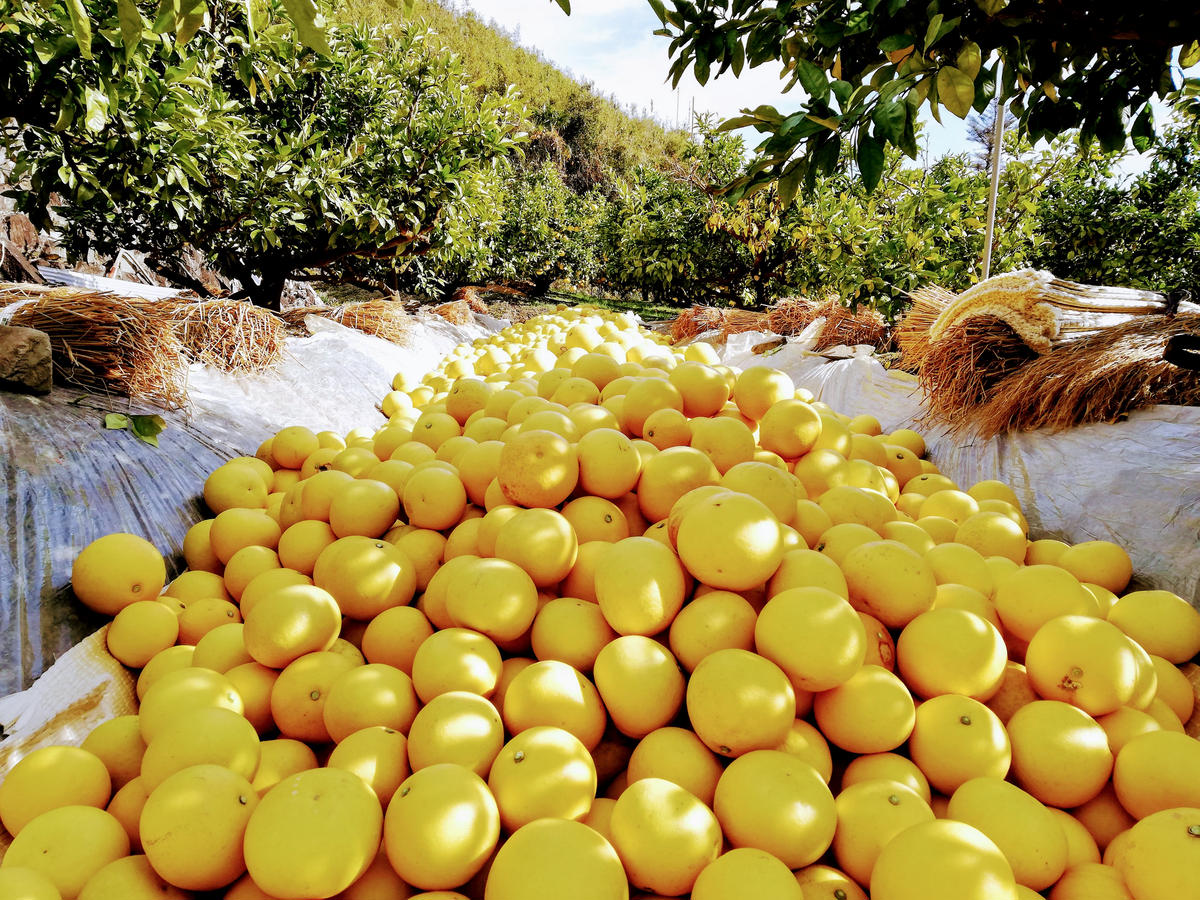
1189,824,1200,837
959,715,972,725
309,690,321,701
514,750,525,763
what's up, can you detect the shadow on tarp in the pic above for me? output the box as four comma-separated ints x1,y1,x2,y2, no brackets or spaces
0,312,497,695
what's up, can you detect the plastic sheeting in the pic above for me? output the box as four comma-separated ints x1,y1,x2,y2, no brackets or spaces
717,333,1200,608
0,313,496,694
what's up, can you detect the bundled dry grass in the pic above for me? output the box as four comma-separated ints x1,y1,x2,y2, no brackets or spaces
430,300,474,327
330,300,412,345
970,314,1200,436
918,317,1038,431
764,297,818,336
668,306,730,343
896,285,955,371
0,284,187,407
718,309,769,340
811,299,888,351
167,299,284,373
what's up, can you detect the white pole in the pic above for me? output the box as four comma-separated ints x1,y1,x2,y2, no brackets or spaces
982,75,1006,280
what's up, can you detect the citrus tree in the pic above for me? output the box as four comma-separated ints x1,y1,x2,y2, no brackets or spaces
646,0,1200,199
6,1,522,308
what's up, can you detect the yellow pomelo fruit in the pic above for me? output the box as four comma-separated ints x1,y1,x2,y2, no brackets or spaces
410,627,503,703
501,659,606,751
1149,655,1196,723
176,596,241,646
733,367,794,421
593,635,686,739
1006,700,1113,808
209,508,281,566
1107,589,1200,664
576,427,642,499
271,426,320,469
609,777,723,896
71,533,166,616
269,650,356,744
594,537,687,636
326,725,410,805
621,377,684,437
686,648,795,757
667,589,757,673
243,767,382,899
714,750,836,869
642,407,692,450
134,645,194,701
908,694,1011,796
676,490,783,592
1112,730,1200,819
758,398,822,459
444,556,539,643
812,665,916,755
1057,540,1133,595
1048,862,1134,900
841,753,931,803
138,667,243,743
321,662,420,742
139,706,259,792
530,596,616,671
493,507,579,588
896,607,1007,701
241,583,341,670
832,780,934,888
992,565,1093,643
483,818,628,900
0,867,62,900
138,764,257,891
1047,806,1101,868
498,429,579,508
924,540,994,596
691,848,803,900
105,600,180,669
383,763,500,891
869,819,1018,900
720,460,800,525
1108,807,1200,900
487,726,598,832
842,540,937,629
755,587,866,692
276,520,336,576
0,746,111,838
182,519,223,574
204,462,269,513
954,511,1026,563
793,864,868,900
80,716,145,793
406,691,504,777
818,485,896,533
768,546,847,599
690,415,757,475
627,726,724,808
668,361,730,417
191,621,252,674
947,777,1068,891
402,465,467,531
249,738,318,798
3,806,129,900
637,446,721,523
298,469,354,521
1024,615,1139,716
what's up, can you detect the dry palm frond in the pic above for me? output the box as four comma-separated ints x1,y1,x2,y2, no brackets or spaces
167,299,284,373
0,284,187,407
918,317,1038,431
429,300,474,327
329,300,412,344
896,285,955,371
970,314,1200,436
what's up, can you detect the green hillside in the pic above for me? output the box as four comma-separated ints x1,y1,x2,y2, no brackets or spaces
336,0,688,189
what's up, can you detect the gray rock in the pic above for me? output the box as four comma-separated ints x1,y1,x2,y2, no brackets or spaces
0,325,52,394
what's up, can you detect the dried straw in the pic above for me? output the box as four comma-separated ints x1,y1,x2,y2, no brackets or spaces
764,297,818,337
918,317,1038,431
330,300,412,345
0,284,187,407
809,299,888,351
718,309,769,340
430,300,474,327
668,306,729,343
970,314,1200,436
896,285,955,371
167,299,284,373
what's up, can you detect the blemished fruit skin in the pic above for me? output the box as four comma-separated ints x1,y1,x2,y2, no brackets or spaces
41,306,1200,900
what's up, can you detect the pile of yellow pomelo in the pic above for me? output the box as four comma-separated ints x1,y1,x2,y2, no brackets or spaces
2,305,1199,900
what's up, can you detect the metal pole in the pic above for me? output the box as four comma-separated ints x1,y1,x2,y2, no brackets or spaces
982,77,1006,280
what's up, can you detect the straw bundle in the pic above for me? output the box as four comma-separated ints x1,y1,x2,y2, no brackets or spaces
764,297,818,336
809,299,888,350
168,299,284,373
668,306,729,343
718,309,769,340
0,284,187,407
918,317,1038,431
330,300,412,345
896,285,955,371
276,306,334,333
970,314,1200,436
430,300,474,326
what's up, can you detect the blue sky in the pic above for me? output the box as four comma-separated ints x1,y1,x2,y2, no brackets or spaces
458,0,971,160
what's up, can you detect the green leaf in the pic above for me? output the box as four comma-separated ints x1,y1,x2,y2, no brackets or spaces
957,41,981,79
104,413,131,430
152,0,181,33
130,415,167,447
116,0,143,57
936,66,975,118
64,0,93,59
552,0,571,11
796,59,829,103
805,114,840,131
647,0,666,24
879,34,915,53
777,159,805,207
1181,41,1200,69
716,115,765,132
872,100,906,143
924,14,943,52
280,0,332,54
1130,104,1154,153
177,4,207,43
857,136,884,192
83,87,109,132
975,0,1009,13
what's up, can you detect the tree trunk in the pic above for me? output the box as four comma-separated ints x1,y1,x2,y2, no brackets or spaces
530,271,555,297
253,269,288,312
